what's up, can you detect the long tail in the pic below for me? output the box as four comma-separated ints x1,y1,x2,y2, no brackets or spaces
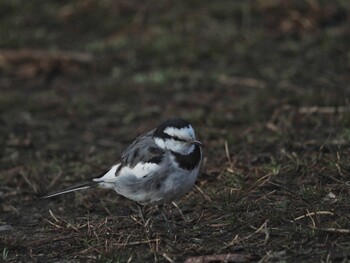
41,164,120,199
40,181,100,199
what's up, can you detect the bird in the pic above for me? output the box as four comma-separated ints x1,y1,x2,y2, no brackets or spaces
41,118,203,224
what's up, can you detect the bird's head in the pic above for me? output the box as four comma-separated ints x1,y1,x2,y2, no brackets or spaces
153,118,202,155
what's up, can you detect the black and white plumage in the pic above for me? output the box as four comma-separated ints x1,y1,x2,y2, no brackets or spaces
42,118,203,207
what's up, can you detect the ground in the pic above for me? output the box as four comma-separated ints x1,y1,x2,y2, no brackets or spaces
1,0,350,262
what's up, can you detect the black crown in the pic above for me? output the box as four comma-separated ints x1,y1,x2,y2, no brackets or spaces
154,118,190,139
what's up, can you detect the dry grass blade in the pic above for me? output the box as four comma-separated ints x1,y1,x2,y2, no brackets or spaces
162,253,175,263
47,210,80,231
194,185,212,202
254,190,276,203
298,106,349,114
49,210,60,222
225,140,234,172
128,239,160,245
19,170,38,193
246,220,270,244
43,218,63,229
226,221,270,248
47,170,63,190
172,201,188,222
308,227,350,234
292,211,334,221
249,173,272,191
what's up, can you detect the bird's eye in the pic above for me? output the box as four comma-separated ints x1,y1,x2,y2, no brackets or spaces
172,136,185,142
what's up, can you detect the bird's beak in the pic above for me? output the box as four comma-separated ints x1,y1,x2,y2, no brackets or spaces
190,140,203,147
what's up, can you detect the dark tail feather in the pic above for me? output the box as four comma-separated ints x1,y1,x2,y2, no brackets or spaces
40,181,100,199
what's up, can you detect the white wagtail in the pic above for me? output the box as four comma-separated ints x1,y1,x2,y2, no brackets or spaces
42,118,203,223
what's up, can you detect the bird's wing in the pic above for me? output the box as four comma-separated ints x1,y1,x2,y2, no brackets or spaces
95,129,166,182
118,129,165,169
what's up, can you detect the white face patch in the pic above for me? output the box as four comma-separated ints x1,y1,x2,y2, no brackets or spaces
164,125,195,141
155,135,195,155
155,124,197,154
154,137,166,149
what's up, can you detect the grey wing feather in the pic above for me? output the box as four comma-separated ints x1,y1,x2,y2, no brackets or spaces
117,129,165,170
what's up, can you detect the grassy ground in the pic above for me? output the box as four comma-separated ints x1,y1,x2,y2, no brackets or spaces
1,0,350,262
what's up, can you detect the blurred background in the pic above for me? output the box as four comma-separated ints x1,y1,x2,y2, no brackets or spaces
1,0,350,262
1,0,349,169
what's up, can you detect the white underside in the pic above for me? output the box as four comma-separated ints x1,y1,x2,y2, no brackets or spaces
93,157,200,205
